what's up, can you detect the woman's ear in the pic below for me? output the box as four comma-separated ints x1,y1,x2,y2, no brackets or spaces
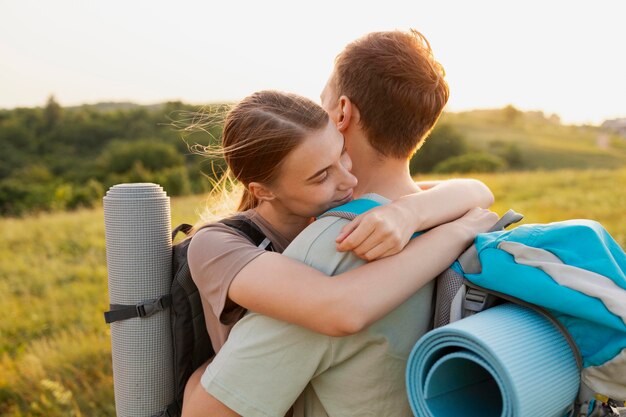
336,95,359,133
248,182,276,202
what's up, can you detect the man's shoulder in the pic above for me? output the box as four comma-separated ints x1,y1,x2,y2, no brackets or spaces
283,215,364,275
282,195,389,273
285,216,349,257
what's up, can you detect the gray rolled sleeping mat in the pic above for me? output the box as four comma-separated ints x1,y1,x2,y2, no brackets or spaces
104,183,174,417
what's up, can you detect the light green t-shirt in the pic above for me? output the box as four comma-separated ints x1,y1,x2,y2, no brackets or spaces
201,194,434,417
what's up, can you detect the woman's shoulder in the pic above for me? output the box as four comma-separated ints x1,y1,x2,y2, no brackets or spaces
190,210,262,250
190,219,251,247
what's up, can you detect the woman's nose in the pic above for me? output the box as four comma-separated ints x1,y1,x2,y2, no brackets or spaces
339,165,358,190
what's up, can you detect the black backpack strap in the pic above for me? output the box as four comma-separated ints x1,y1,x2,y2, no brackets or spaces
151,400,182,417
172,223,193,241
104,294,173,324
220,215,275,252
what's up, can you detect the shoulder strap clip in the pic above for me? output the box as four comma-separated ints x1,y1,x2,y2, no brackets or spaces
462,287,497,315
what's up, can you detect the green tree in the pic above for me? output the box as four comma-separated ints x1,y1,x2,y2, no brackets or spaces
488,140,525,169
44,95,63,129
99,139,185,174
433,152,506,174
502,104,521,125
157,166,191,196
409,124,468,174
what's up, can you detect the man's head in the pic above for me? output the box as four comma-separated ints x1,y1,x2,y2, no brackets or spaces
321,29,449,160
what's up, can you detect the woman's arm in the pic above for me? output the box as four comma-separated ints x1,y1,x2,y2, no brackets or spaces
228,207,497,337
335,179,494,260
413,180,442,190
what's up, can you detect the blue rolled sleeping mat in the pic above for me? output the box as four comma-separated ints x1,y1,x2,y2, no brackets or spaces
407,219,626,417
406,303,580,417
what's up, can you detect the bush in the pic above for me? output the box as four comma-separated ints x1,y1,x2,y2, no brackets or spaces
434,153,506,174
98,139,184,174
488,140,525,169
410,124,468,174
54,180,105,211
157,166,191,196
0,179,56,216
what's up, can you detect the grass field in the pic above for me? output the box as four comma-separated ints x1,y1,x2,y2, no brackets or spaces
1,169,625,416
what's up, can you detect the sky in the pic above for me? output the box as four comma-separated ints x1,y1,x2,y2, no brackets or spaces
1,0,625,125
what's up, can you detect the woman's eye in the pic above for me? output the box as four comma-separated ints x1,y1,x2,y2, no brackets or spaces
315,172,329,183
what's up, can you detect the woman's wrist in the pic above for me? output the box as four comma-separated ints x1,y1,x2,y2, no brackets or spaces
439,218,475,247
396,194,425,232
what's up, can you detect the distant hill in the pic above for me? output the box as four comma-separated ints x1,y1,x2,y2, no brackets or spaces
63,101,167,113
432,107,626,171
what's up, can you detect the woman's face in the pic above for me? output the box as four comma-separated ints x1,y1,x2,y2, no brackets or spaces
268,119,358,218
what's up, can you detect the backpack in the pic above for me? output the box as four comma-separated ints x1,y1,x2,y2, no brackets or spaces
105,213,275,417
432,218,626,417
323,198,626,417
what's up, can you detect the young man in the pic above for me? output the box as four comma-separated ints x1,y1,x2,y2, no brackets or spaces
186,30,494,416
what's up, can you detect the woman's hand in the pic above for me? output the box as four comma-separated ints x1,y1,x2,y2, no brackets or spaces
450,207,500,245
336,205,498,261
335,201,416,261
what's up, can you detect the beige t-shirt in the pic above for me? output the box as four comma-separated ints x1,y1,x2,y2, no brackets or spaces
187,210,290,353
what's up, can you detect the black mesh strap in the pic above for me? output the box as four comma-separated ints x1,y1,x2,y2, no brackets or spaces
104,294,173,324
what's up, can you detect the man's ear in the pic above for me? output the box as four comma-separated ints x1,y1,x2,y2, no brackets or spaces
248,182,276,202
336,95,359,133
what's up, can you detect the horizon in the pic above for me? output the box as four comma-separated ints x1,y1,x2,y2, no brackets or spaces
1,1,625,125
5,97,620,128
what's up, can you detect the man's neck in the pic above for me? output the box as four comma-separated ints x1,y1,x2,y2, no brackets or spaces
351,150,420,201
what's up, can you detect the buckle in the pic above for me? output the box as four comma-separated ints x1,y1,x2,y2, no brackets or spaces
463,288,490,313
136,297,166,318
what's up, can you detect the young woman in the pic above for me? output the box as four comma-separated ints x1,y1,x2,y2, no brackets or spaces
183,90,497,414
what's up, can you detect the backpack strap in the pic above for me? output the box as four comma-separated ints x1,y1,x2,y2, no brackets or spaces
457,210,523,318
318,197,423,241
151,400,182,417
104,294,173,324
318,198,382,220
172,223,193,241
434,209,524,328
458,209,524,274
220,214,276,252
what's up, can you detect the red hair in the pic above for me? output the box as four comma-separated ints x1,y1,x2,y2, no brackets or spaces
334,29,449,158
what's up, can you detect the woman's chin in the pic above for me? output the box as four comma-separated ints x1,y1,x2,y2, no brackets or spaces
335,191,354,206
326,193,354,211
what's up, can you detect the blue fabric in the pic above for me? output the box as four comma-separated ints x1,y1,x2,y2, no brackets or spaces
459,219,626,367
553,312,626,368
406,303,580,417
321,198,383,218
